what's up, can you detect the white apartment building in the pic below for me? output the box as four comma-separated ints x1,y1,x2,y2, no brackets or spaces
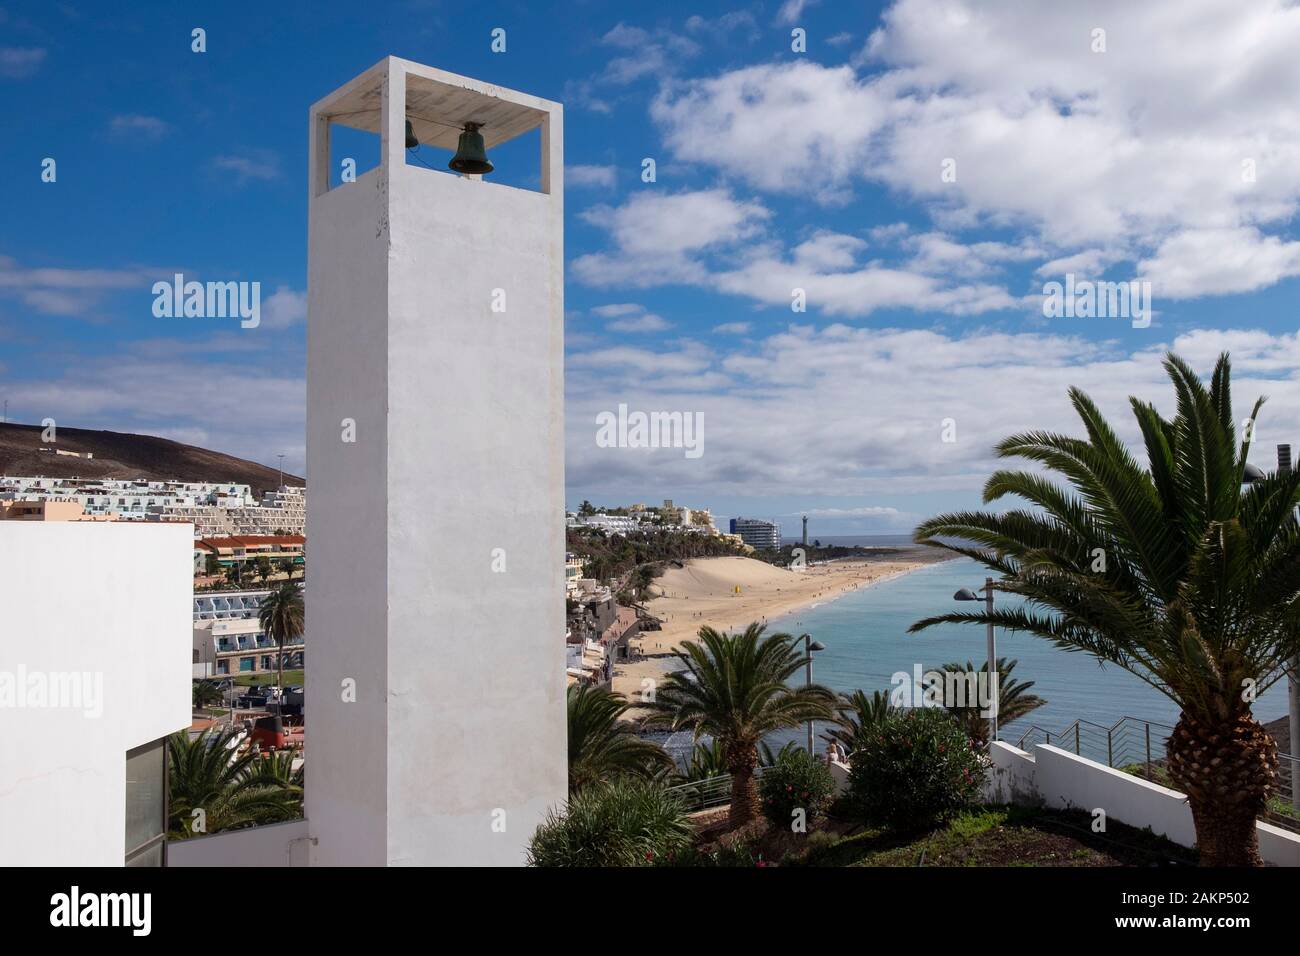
0,477,308,537
192,589,304,677
575,513,644,534
0,476,256,519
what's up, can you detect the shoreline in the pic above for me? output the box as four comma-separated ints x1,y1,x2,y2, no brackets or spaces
612,553,950,714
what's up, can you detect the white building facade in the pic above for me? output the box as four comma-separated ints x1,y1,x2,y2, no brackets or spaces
0,523,192,865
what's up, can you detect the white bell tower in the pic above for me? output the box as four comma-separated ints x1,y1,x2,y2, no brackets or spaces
305,57,566,865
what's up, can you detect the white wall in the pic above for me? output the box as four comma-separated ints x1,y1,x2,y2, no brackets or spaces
0,523,192,865
306,60,567,866
988,743,1300,866
983,741,1039,805
168,819,312,867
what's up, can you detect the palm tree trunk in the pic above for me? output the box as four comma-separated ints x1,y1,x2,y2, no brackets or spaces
726,747,760,829
1166,712,1277,866
276,638,285,713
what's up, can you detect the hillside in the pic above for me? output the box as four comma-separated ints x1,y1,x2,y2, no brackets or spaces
0,422,302,497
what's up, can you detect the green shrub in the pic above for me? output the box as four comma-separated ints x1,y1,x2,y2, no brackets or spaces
527,778,693,867
759,747,836,829
847,707,985,832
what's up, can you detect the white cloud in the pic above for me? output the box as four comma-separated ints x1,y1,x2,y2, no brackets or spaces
776,0,820,26
713,322,752,335
568,164,617,189
590,302,672,333
574,190,1022,317
110,114,168,139
566,323,1300,503
0,256,156,317
608,313,671,333
258,286,307,329
796,506,904,518
1138,227,1300,298
0,47,45,78
590,303,643,318
652,61,887,203
600,23,700,85
648,0,1300,297
574,189,771,287
211,151,280,183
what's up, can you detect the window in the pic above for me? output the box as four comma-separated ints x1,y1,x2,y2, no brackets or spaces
125,738,167,866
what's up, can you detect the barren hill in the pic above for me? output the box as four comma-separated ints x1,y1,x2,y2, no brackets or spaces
0,422,302,498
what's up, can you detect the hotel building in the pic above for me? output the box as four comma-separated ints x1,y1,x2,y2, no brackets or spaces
729,517,782,550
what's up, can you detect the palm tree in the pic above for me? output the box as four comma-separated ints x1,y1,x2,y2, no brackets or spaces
679,738,728,782
566,683,674,793
936,658,1045,745
909,352,1299,866
192,679,223,710
258,581,304,703
167,728,302,837
824,688,893,754
645,623,837,829
246,746,305,791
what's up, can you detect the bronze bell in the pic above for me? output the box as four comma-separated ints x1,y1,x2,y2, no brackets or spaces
449,122,493,175
405,119,419,149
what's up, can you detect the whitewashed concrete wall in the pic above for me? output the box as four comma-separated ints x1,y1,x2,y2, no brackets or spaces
984,742,1300,866
982,740,1039,806
0,523,192,865
168,819,312,867
306,60,567,866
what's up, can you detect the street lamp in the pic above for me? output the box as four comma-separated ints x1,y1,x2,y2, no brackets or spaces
801,634,826,753
955,578,998,742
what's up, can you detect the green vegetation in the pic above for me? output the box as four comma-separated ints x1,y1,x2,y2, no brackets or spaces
824,688,892,753
566,683,674,793
911,351,1300,867
257,581,304,701
790,806,1198,867
167,727,303,838
846,707,985,833
645,624,837,828
192,679,223,709
232,669,303,687
759,747,836,829
935,657,1045,746
567,526,747,585
527,778,693,867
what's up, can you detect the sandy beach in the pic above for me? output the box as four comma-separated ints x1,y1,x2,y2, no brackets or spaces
612,555,941,711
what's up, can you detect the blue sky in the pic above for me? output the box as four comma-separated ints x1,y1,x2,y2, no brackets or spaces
3,0,1300,534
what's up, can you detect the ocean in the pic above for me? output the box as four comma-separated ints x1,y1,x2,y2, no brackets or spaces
769,555,1291,743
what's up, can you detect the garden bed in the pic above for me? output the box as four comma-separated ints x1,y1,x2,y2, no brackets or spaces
691,805,1198,867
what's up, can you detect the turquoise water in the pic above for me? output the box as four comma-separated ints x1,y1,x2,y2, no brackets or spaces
769,556,1290,743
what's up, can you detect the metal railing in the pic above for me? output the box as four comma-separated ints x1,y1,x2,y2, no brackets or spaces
1013,715,1299,834
663,765,769,813
1014,715,1175,776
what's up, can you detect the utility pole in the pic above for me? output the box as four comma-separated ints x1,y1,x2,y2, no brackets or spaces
277,454,285,490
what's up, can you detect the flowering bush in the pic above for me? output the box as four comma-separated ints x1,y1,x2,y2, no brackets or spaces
759,747,836,829
847,707,986,832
